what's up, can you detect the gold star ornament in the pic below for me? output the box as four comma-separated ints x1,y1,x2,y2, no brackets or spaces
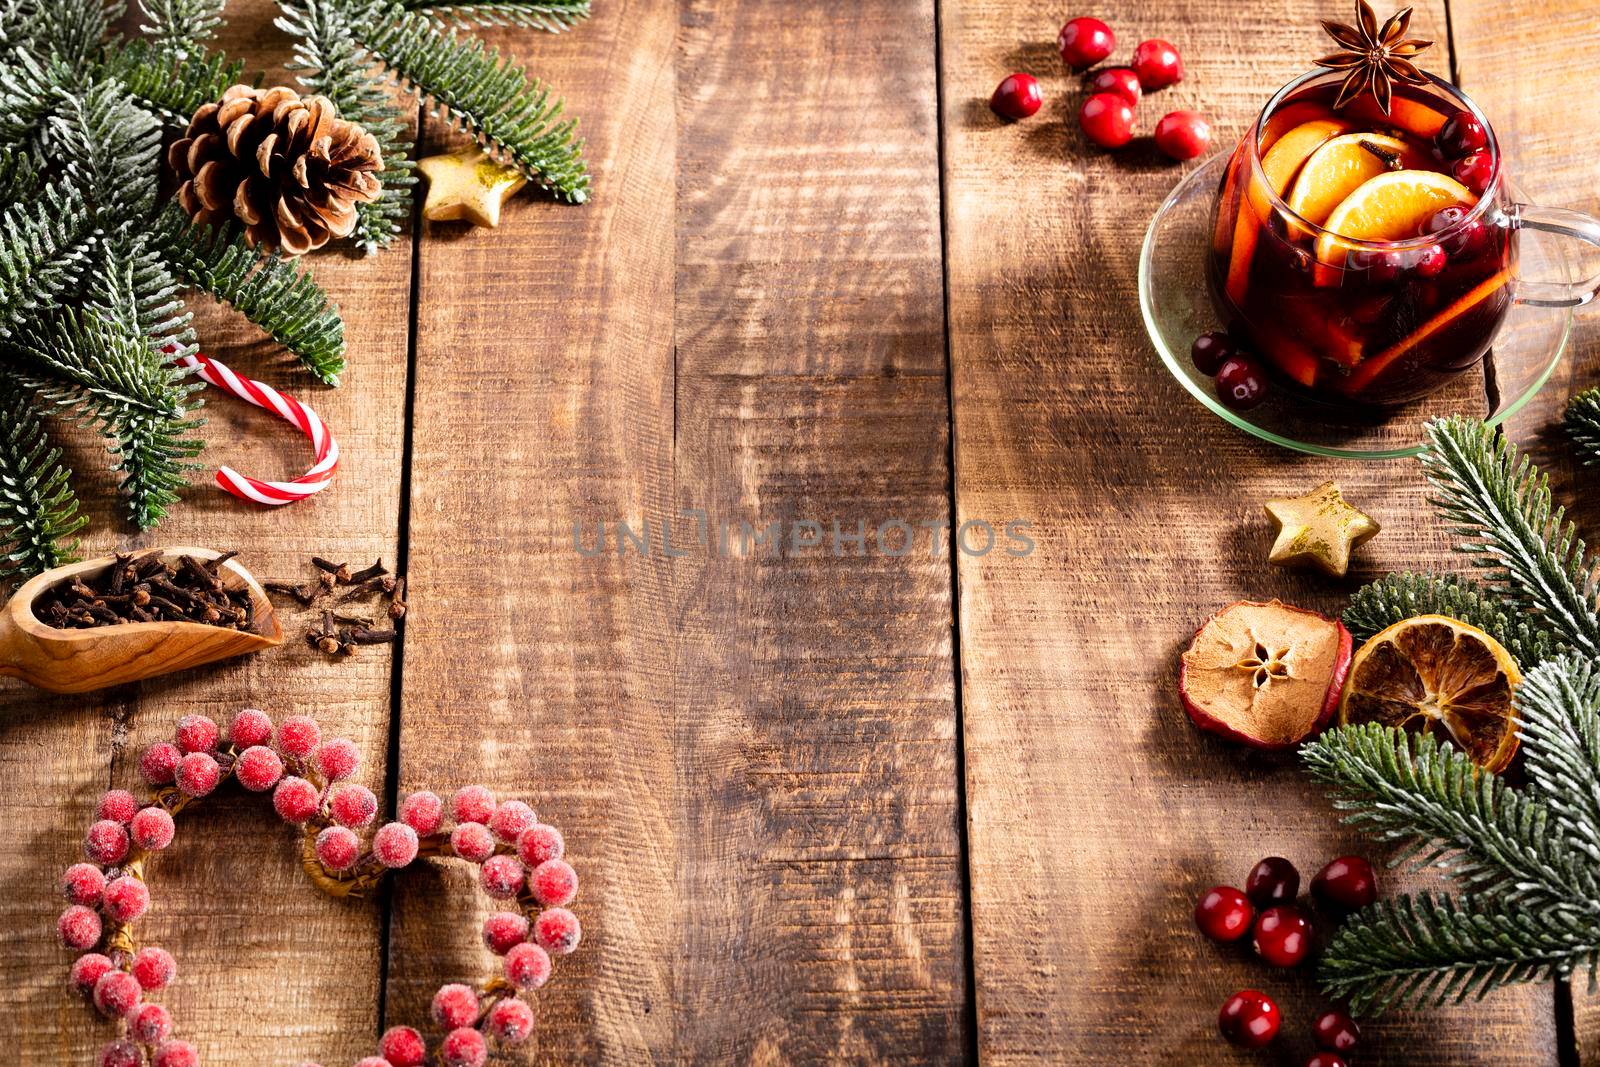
418,149,527,228
1264,481,1381,578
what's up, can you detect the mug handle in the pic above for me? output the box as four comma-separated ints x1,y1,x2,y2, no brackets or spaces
1510,203,1600,307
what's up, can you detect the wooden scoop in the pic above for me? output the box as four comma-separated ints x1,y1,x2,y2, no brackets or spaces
0,548,281,694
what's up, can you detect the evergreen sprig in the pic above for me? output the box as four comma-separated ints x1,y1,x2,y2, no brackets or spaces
1568,388,1600,467
1419,416,1600,658
0,371,85,582
404,0,591,32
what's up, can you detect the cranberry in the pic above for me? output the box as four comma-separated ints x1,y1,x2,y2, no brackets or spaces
1218,990,1280,1049
1244,857,1299,907
1154,110,1211,161
1088,67,1140,106
1348,248,1406,284
1058,17,1115,70
1215,356,1268,410
1313,1009,1360,1051
1424,204,1488,259
990,73,1043,120
1312,856,1377,912
1132,38,1183,90
1306,1056,1349,1067
1078,93,1135,148
1451,150,1494,196
1252,905,1312,967
1190,332,1234,375
1436,110,1488,159
1414,243,1447,278
1194,885,1254,942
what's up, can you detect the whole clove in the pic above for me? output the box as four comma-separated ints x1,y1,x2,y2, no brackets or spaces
267,553,406,659
34,552,257,632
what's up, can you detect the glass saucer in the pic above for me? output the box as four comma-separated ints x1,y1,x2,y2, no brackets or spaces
1139,153,1575,459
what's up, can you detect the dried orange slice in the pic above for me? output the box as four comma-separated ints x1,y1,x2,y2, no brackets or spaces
1338,615,1522,771
1180,600,1353,749
1286,133,1427,227
1315,171,1473,257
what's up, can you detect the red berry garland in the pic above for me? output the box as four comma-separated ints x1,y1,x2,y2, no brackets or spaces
55,709,581,1066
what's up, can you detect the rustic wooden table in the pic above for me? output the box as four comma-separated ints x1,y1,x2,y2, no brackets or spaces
4,0,1597,1063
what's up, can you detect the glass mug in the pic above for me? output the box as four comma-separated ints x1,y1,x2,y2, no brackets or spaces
1207,68,1600,408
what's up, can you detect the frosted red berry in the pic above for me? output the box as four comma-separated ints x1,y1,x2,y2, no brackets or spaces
1218,989,1279,1048
130,1002,174,1043
273,776,322,824
1079,92,1135,149
481,854,525,899
85,819,130,865
93,968,142,1017
517,824,564,867
62,862,106,906
488,799,537,843
504,942,552,990
1154,110,1212,161
373,822,419,868
1132,38,1183,90
275,715,321,760
130,806,176,851
95,789,139,825
235,745,284,792
1252,905,1312,967
1307,1056,1349,1067
1313,856,1377,912
140,742,182,786
315,737,361,781
534,907,582,955
990,73,1043,121
175,751,221,797
1194,886,1253,942
1244,857,1300,907
1313,1008,1360,1051
174,714,219,754
59,903,103,950
451,784,496,825
379,1026,428,1067
315,826,362,872
131,946,176,990
483,911,531,955
398,790,444,836
531,859,579,907
229,707,274,748
71,953,115,994
487,997,536,1043
330,784,379,829
1058,17,1114,70
1089,67,1141,106
441,1027,488,1067
450,821,496,863
103,875,150,923
431,982,480,1028
354,1059,392,1067
98,1041,144,1067
152,1039,200,1067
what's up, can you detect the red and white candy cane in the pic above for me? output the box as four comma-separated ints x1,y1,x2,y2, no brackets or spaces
177,351,338,505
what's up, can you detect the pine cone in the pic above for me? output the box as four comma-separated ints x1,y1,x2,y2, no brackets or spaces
169,85,383,255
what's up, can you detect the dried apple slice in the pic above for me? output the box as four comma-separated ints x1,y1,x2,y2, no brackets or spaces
1180,600,1354,749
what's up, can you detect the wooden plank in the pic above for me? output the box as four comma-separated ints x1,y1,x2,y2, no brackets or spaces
1448,1,1600,1060
941,1,1558,1062
390,0,967,1059
0,1,412,1060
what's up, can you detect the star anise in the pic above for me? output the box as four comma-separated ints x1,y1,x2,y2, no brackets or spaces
1315,0,1433,114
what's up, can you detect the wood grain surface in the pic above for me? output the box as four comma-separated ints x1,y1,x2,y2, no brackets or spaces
940,0,1561,1062
0,1,411,1060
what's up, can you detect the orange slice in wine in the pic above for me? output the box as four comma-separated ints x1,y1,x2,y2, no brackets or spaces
1259,101,1336,154
1341,95,1449,140
1286,133,1427,227
1338,615,1522,772
1312,170,1474,286
1340,268,1512,393
1224,118,1352,305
